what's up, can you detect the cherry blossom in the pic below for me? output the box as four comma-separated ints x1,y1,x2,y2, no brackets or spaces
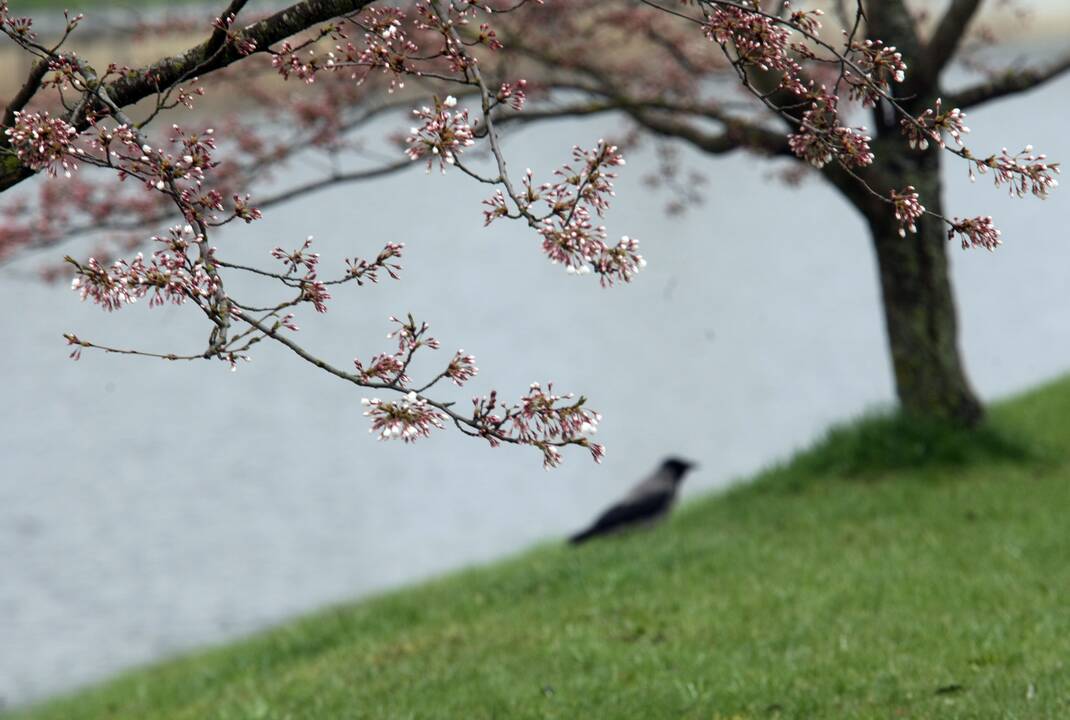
4,111,80,177
362,392,445,442
404,95,476,172
902,99,969,151
950,216,1002,251
891,187,925,237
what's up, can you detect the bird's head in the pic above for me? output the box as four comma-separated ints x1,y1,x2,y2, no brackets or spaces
662,457,697,481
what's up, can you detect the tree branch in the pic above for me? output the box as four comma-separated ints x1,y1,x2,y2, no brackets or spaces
205,0,251,57
1,59,49,147
105,0,375,108
495,95,790,156
0,0,378,192
625,107,791,157
925,0,983,76
0,159,414,266
946,53,1070,110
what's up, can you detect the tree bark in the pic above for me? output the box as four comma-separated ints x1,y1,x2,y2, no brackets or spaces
861,150,984,427
850,0,985,427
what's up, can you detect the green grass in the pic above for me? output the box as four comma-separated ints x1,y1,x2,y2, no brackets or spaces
13,377,1070,719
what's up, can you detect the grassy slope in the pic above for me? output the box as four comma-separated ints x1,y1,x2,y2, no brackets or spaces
14,377,1070,720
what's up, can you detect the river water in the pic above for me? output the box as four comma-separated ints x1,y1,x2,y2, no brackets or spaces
1,60,1068,708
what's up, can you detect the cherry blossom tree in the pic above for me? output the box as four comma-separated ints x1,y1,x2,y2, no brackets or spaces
475,0,1067,427
0,0,1065,469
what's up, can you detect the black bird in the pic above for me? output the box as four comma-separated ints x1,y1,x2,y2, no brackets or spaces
568,457,696,545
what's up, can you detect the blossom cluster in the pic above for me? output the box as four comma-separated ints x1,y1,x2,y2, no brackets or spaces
70,225,218,310
902,98,969,151
485,143,645,284
445,350,478,386
269,235,332,311
362,392,445,442
347,313,598,466
77,122,254,232
844,40,908,107
387,314,441,353
271,41,321,84
212,12,257,56
404,95,475,172
788,94,873,169
89,123,217,190
699,6,887,171
1,116,261,263
4,111,81,178
331,6,419,90
263,0,642,286
688,2,1055,252
321,11,417,90
352,316,437,385
496,79,528,111
272,236,320,274
345,242,405,284
949,216,1001,251
0,1,36,40
703,5,794,75
471,383,605,468
355,352,409,384
890,186,925,237
972,145,1060,199
899,103,1059,203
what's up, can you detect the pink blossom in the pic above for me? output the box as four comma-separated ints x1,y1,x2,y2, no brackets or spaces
891,186,925,236
345,242,404,284
902,99,968,150
232,194,262,222
70,257,136,311
468,383,605,468
354,352,408,384
272,236,320,274
703,6,792,73
973,146,1060,199
404,96,476,173
444,350,478,386
787,8,824,35
789,95,872,169
362,392,445,442
272,42,320,83
950,216,1001,251
387,315,438,352
279,313,299,332
301,279,331,313
845,39,907,107
497,79,528,111
482,189,509,226
4,111,80,177
511,382,601,445
2,6,36,40
328,6,418,91
211,13,256,55
477,22,503,50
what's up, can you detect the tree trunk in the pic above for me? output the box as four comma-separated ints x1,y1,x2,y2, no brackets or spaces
862,154,984,427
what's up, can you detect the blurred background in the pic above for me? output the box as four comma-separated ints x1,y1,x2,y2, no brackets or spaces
1,0,1068,710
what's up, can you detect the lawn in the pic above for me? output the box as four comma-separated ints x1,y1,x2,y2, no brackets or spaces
13,377,1070,719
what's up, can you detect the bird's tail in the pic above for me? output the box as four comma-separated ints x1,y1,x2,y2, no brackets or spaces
568,528,596,545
